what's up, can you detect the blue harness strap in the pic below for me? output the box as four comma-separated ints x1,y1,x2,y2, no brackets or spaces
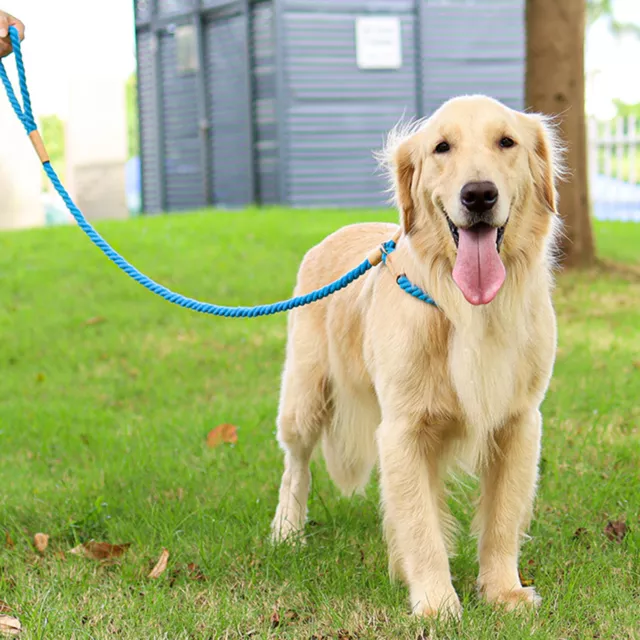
0,26,436,316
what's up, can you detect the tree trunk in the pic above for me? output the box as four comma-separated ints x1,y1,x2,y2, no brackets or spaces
526,0,596,267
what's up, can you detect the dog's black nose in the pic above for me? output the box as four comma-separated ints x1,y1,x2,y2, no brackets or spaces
460,181,499,214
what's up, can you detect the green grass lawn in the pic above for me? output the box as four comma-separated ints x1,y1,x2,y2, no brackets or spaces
1,209,639,639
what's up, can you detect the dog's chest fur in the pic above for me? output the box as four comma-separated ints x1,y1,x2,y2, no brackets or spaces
450,317,524,433
447,295,555,436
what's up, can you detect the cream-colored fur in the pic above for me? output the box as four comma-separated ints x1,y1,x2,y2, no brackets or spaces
271,95,562,619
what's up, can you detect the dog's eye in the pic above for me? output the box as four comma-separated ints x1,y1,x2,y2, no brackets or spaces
434,141,450,154
499,136,516,149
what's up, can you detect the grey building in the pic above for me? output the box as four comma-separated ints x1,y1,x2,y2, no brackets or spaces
134,0,525,213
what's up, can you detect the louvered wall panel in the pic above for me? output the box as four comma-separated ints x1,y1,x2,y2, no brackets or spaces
158,0,192,16
282,0,415,11
135,0,152,23
421,0,525,114
159,33,206,210
135,0,528,212
137,29,162,213
202,0,238,9
205,11,254,206
252,1,279,204
282,5,418,208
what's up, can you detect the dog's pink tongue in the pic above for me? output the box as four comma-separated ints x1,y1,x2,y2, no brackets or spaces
452,226,506,305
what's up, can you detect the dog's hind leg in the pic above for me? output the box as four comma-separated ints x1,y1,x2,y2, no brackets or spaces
271,320,330,543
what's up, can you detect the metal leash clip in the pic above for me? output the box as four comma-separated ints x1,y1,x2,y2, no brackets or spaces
366,228,402,268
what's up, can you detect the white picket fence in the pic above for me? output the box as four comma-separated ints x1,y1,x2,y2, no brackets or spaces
588,115,640,222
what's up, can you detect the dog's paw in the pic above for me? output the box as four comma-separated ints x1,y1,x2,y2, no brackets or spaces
481,585,541,611
270,518,305,546
411,588,462,621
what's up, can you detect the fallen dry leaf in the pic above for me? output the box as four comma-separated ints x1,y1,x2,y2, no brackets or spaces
633,360,640,370
148,549,170,579
604,520,627,543
0,602,11,614
0,615,21,636
69,541,131,560
85,316,106,326
4,532,14,549
206,424,238,448
186,562,206,582
518,569,534,588
270,607,280,629
33,533,49,554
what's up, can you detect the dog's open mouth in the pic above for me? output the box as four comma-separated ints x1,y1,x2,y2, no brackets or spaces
440,207,507,306
444,212,506,253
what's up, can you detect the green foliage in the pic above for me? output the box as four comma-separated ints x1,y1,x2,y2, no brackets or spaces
613,99,640,120
587,0,640,36
0,210,638,638
588,0,614,23
126,72,139,159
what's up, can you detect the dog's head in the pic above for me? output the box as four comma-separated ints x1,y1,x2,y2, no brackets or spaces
383,95,564,306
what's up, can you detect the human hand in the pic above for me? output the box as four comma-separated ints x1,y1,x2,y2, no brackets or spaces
0,11,25,58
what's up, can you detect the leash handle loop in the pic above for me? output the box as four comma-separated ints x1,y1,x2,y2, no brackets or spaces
0,27,48,161
0,26,36,131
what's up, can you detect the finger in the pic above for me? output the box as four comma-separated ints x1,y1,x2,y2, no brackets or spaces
10,17,25,41
0,32,10,58
0,15,9,38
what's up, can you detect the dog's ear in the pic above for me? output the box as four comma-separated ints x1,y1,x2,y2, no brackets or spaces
527,114,564,215
393,139,417,234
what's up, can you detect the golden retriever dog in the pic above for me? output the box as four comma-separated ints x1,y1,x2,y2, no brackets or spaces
271,95,562,619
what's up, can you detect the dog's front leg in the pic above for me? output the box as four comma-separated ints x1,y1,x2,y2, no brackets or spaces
475,408,542,609
377,418,461,620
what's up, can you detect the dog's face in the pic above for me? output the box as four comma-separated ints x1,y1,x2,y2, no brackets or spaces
389,95,562,306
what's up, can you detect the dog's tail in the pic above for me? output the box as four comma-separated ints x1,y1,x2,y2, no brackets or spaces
322,390,380,496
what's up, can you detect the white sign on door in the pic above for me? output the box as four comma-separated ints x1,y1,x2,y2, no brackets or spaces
355,16,402,70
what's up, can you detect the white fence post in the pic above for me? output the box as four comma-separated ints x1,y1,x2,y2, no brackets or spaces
630,115,637,187
590,114,640,222
588,117,598,184
616,117,624,182
604,120,613,179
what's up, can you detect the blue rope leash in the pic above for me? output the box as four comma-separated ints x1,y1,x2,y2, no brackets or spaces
381,240,437,307
0,26,436,316
396,275,436,306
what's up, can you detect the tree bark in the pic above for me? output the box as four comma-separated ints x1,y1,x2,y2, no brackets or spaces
526,0,596,267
